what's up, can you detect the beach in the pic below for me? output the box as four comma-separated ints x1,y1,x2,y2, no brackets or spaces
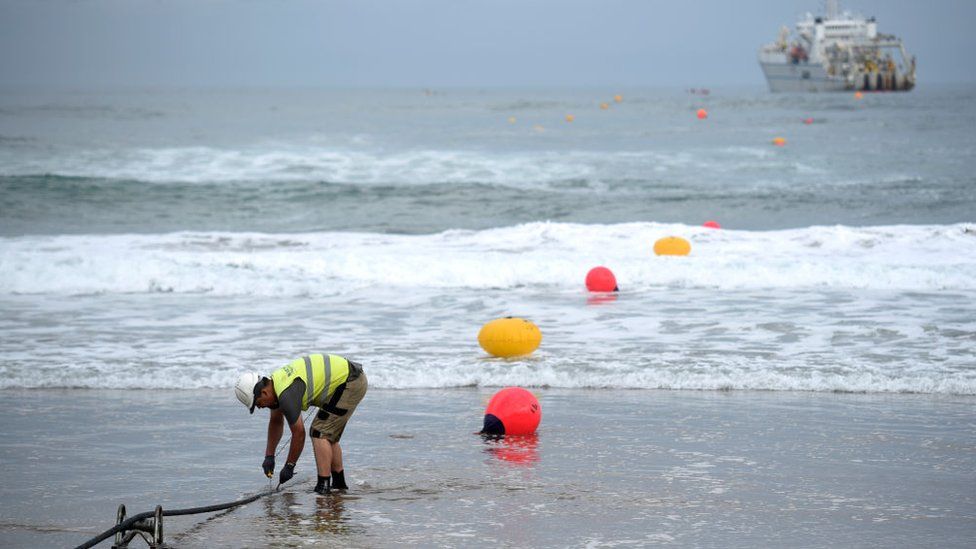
1,388,973,548
1,85,975,547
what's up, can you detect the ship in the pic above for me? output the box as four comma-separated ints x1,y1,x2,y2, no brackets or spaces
758,0,916,92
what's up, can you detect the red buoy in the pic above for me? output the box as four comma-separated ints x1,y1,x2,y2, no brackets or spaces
585,266,618,292
703,220,721,229
481,387,541,436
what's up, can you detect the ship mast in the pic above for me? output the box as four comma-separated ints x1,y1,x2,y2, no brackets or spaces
825,0,839,19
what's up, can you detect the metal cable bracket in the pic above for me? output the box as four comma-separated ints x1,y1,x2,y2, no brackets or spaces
111,504,163,549
74,489,272,549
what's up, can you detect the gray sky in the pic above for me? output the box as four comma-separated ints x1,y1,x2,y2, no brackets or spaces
1,0,974,89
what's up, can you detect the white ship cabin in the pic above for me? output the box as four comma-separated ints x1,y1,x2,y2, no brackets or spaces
793,5,878,64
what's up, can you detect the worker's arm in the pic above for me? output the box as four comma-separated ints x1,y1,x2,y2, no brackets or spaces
265,408,284,456
285,416,306,465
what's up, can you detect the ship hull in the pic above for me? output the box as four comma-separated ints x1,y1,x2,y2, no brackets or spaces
760,62,849,93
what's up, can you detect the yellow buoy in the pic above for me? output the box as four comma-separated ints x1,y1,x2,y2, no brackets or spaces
478,317,542,358
653,236,691,256
565,114,575,122
508,116,517,124
772,136,786,146
613,94,623,103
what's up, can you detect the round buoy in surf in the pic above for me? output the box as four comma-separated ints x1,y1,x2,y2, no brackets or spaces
478,317,542,358
703,220,721,229
585,266,618,292
481,387,541,436
696,108,708,119
653,236,692,256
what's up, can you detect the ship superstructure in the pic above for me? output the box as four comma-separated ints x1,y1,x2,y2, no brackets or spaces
758,0,915,92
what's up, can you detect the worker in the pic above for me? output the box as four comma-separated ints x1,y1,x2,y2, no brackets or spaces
235,354,367,495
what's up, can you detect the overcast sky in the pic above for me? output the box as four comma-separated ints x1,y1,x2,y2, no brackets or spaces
1,0,974,89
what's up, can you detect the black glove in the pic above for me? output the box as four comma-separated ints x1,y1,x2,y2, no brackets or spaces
279,462,295,485
262,455,275,478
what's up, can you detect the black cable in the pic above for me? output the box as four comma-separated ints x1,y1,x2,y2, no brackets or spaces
75,403,314,547
72,489,271,549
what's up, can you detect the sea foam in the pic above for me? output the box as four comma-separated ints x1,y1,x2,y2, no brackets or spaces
0,145,821,187
1,222,974,296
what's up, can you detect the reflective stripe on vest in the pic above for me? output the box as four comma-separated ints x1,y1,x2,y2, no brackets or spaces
322,355,332,407
303,356,315,406
304,354,333,408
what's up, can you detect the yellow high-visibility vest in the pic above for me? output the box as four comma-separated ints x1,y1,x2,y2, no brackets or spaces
270,354,351,410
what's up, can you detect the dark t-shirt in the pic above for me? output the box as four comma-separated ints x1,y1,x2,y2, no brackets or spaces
276,378,305,426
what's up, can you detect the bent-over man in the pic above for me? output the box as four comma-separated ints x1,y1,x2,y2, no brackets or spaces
235,353,367,494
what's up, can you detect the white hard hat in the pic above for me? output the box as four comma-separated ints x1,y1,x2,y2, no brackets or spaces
234,372,264,414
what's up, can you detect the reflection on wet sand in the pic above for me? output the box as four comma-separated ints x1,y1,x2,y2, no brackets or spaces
586,293,619,306
482,433,540,466
261,489,360,541
314,493,352,536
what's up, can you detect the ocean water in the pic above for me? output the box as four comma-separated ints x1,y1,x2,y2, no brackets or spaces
1,86,974,394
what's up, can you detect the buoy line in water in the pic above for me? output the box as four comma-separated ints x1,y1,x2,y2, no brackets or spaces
74,407,317,548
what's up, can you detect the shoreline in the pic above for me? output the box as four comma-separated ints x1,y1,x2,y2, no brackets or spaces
2,386,974,397
2,388,974,547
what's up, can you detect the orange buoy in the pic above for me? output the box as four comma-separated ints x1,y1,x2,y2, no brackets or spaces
585,266,618,292
772,137,786,146
654,236,691,256
565,114,575,122
600,102,609,110
481,387,541,435
854,91,864,99
478,317,542,358
703,220,721,229
696,108,708,120
803,117,814,125
613,94,623,103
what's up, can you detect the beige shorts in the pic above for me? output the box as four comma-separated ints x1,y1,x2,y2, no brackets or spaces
310,372,367,443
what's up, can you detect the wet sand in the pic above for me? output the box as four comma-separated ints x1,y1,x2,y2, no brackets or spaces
1,388,974,548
